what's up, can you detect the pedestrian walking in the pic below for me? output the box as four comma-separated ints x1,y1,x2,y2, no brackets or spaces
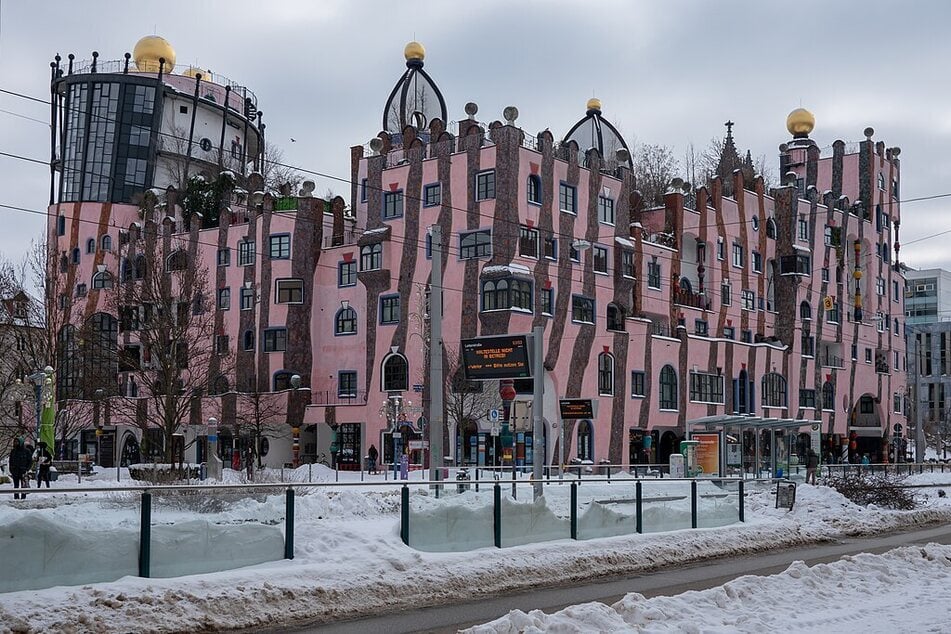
8,438,33,500
806,448,819,485
367,444,379,474
34,442,53,488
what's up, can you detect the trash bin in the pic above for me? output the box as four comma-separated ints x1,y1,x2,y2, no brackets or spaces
456,467,470,493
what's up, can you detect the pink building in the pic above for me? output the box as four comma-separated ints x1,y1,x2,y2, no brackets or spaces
48,39,907,470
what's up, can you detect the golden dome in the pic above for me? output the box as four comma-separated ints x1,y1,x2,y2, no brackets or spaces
182,66,204,79
133,35,176,73
404,41,425,61
786,107,815,137
586,97,602,111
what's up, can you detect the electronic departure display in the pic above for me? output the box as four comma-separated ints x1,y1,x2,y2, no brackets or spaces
559,399,594,419
461,335,532,380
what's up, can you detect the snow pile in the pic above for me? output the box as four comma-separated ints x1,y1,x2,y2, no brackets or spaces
465,543,951,633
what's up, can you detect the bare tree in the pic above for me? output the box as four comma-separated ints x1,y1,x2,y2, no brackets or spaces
235,390,289,468
109,195,232,464
443,344,497,462
633,143,680,207
259,142,306,193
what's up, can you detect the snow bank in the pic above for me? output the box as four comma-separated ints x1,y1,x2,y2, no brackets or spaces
465,543,951,633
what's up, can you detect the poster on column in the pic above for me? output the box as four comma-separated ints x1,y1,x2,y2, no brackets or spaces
692,432,721,476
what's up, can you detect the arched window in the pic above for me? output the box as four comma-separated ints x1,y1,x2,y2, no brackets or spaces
495,279,509,309
800,301,812,320
679,277,692,294
86,238,96,254
527,175,542,205
165,250,187,272
607,303,625,331
100,235,112,251
92,270,113,289
360,243,382,271
134,255,147,280
766,217,777,239
735,369,752,414
761,373,787,408
659,365,677,410
243,329,255,351
382,354,409,392
481,280,497,311
335,307,357,335
512,279,532,310
821,381,835,411
273,370,297,391
598,353,614,396
71,248,81,264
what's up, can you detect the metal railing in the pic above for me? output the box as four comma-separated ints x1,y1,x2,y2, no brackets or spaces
309,390,368,406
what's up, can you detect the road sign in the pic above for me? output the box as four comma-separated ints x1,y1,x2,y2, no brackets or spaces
408,440,429,450
893,423,903,433
490,425,500,437
489,409,500,422
393,432,402,439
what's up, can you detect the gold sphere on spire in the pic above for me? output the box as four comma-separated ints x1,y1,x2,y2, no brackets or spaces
404,41,426,61
133,35,176,73
786,107,815,137
586,97,602,111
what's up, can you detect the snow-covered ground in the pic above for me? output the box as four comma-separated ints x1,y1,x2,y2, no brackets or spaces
465,543,951,633
1,466,951,633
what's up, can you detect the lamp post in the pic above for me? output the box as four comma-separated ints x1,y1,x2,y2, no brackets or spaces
499,380,516,473
93,388,104,465
25,366,53,448
207,416,220,480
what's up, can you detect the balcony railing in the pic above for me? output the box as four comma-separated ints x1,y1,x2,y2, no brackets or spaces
673,288,712,311
322,229,359,249
310,390,368,406
821,353,845,369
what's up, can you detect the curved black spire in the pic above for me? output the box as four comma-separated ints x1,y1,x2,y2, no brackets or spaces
382,42,447,134
562,98,632,168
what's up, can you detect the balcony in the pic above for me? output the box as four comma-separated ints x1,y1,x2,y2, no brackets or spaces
310,390,368,406
821,352,845,369
673,288,711,311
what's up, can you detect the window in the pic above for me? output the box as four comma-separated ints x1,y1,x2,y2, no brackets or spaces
240,287,255,310
597,196,615,225
527,175,541,205
659,365,678,410
732,243,745,268
481,278,533,312
360,243,382,270
607,303,625,331
238,241,255,266
761,373,787,408
721,282,732,306
798,216,809,241
716,238,724,260
269,234,290,259
71,248,81,264
217,288,231,310
751,215,759,231
339,260,357,286
101,235,112,251
865,348,873,363
335,307,357,335
76,283,87,297
460,230,491,259
92,270,113,289
423,184,441,207
821,381,835,411
598,353,614,395
541,287,553,315
383,190,404,219
360,178,368,202
243,330,255,351
559,183,576,213
851,344,858,361
620,250,635,278
338,371,358,398
86,238,96,254
165,250,187,272
690,373,724,404
799,389,816,408
544,236,557,260
263,328,287,352
741,289,755,311
695,319,708,336
828,301,840,324
519,226,539,258
893,392,902,414
572,295,595,323
380,295,400,324
593,245,608,274
752,251,762,273
475,170,496,201
215,335,229,355
217,248,231,266
273,371,297,392
57,215,66,236
569,241,581,262
801,334,815,357
741,329,752,343
382,354,409,392
800,301,812,320
766,218,777,239
878,173,886,190
276,279,304,304
723,326,735,340
648,259,661,289
631,371,646,398
876,277,886,296
821,268,829,283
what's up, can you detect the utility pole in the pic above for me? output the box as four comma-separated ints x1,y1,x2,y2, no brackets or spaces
429,224,443,487
532,324,544,500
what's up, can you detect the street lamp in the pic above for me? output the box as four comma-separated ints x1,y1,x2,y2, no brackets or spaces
25,366,53,447
94,388,104,466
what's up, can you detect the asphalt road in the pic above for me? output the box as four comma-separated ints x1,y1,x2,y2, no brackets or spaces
289,522,951,634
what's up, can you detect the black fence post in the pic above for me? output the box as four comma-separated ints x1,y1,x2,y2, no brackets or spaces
493,483,502,548
475,468,480,493
284,488,295,559
691,480,698,529
400,484,409,545
138,490,151,578
738,480,745,522
512,467,517,500
635,480,643,534
570,482,578,540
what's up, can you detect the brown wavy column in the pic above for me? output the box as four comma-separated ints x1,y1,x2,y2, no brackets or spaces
283,196,322,403
459,128,483,342
390,143,424,352
255,201,274,392
609,166,635,462
544,142,579,372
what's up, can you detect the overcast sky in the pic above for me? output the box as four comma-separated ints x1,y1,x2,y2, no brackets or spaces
1,0,949,272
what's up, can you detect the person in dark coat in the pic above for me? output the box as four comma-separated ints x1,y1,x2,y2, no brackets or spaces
34,442,53,488
806,448,820,485
8,437,33,500
367,444,379,474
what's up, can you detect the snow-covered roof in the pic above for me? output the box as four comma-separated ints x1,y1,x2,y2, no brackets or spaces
482,263,532,276
614,236,634,248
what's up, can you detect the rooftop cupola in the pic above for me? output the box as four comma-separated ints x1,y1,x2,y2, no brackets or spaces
381,41,447,134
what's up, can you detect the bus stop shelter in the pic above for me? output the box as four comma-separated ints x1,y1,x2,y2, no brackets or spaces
688,415,816,477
